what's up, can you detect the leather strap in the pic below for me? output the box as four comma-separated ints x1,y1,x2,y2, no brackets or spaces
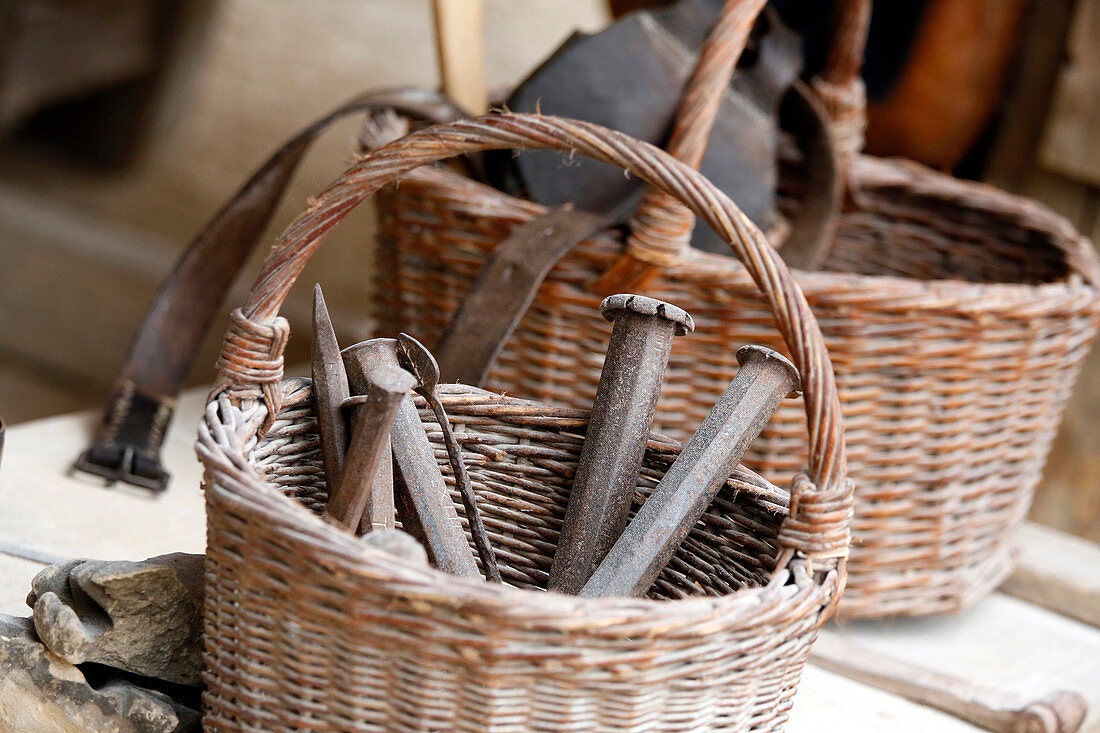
77,80,840,491
435,189,645,386
773,78,843,270
439,80,842,389
75,88,472,490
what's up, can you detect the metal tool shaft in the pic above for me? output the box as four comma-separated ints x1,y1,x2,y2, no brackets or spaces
579,345,800,598
324,365,415,532
397,334,501,582
342,339,480,578
389,395,480,577
549,294,694,593
312,285,351,498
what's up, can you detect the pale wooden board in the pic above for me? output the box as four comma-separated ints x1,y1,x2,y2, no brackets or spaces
831,593,1100,732
789,665,980,732
1003,522,1100,629
0,388,209,563
0,548,984,732
0,555,49,617
3,389,1100,731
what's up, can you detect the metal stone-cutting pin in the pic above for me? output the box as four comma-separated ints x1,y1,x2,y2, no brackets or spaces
548,294,694,593
579,345,801,598
342,338,480,579
311,284,350,496
324,365,415,532
397,333,501,583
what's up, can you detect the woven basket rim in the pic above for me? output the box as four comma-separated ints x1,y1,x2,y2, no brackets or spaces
199,380,832,632
385,155,1100,301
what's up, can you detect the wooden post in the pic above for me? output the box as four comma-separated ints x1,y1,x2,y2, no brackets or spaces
432,0,487,115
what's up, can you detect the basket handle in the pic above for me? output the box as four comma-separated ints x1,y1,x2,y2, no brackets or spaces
215,114,850,537
811,0,871,166
598,0,870,292
72,88,473,490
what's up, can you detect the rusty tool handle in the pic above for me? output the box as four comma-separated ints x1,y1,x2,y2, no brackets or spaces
323,366,415,532
397,333,501,582
548,294,694,594
389,395,481,578
811,631,1088,733
342,339,480,578
212,113,851,585
579,346,800,598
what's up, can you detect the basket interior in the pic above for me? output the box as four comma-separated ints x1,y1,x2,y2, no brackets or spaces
776,145,1075,285
249,383,789,601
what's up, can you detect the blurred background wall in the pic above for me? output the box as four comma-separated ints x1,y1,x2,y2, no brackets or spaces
0,0,1097,540
0,0,610,419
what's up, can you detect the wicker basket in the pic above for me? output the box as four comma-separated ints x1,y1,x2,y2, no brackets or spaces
198,115,852,731
371,2,1100,619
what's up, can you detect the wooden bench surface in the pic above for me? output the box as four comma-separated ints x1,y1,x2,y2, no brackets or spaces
2,388,1097,731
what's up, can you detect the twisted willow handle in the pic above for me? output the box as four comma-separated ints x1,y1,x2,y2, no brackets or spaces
617,0,767,276
813,0,871,163
216,113,847,501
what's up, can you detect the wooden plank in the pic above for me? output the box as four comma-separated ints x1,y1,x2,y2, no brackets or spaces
1040,0,1100,186
1002,522,1100,628
432,0,487,114
789,666,981,732
0,387,208,562
831,593,1100,732
0,554,49,617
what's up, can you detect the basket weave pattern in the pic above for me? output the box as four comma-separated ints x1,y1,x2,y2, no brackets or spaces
373,156,1100,618
202,381,830,730
198,115,851,730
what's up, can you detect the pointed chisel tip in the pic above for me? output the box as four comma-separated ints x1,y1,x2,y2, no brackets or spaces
311,283,350,495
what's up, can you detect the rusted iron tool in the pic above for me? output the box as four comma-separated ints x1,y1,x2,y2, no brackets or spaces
811,631,1088,733
397,333,500,582
548,294,694,594
579,344,800,598
312,284,350,496
323,365,415,532
342,339,481,579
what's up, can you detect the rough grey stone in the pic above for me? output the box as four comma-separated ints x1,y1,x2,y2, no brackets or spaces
27,553,203,687
362,528,429,567
0,613,200,732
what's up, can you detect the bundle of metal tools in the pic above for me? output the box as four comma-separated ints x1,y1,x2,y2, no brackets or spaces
550,293,800,598
311,284,499,581
315,282,800,596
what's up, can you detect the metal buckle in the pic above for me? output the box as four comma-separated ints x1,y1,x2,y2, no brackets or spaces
73,445,169,492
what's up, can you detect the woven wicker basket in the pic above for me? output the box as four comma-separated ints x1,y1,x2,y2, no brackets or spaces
198,115,852,731
371,2,1100,619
